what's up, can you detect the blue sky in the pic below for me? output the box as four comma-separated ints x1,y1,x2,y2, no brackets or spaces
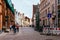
12,0,40,18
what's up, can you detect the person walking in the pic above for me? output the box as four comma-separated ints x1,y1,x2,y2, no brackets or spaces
10,24,12,31
16,23,19,32
12,22,16,34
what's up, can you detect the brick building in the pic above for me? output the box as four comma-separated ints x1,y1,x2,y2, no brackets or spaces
40,0,60,27
32,5,38,27
32,4,40,28
0,0,15,31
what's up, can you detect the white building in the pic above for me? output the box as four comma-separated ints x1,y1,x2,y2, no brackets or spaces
18,13,25,27
15,9,19,25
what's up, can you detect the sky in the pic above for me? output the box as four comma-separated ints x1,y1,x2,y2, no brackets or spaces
11,0,40,18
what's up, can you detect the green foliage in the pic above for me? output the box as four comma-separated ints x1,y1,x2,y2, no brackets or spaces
36,12,40,30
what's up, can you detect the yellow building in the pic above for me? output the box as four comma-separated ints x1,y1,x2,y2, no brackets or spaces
24,16,30,27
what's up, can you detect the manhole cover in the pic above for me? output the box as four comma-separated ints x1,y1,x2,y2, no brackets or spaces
45,39,53,40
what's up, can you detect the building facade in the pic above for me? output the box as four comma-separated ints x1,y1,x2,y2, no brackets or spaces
32,4,40,29
24,16,30,27
15,12,25,27
0,0,15,31
15,10,19,24
40,0,60,27
32,5,38,27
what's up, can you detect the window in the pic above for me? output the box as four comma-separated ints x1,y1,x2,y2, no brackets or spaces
0,0,1,3
18,13,20,16
52,4,54,14
0,0,2,5
16,12,17,14
58,0,60,4
45,19,47,25
48,0,50,3
0,5,2,13
48,7,50,13
58,9,60,27
43,20,45,26
58,9,60,18
45,10,47,17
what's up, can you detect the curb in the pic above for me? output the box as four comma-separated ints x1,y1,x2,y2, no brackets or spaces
40,32,60,36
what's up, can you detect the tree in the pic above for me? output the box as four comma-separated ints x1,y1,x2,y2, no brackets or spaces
36,11,40,30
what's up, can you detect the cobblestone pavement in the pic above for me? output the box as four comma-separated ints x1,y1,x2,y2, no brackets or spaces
0,27,60,40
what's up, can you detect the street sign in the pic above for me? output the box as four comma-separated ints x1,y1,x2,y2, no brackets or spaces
47,13,52,34
47,13,52,19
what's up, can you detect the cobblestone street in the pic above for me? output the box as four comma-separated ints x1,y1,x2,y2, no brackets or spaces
0,27,60,40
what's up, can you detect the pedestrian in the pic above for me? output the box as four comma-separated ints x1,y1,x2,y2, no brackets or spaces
16,23,19,32
12,22,16,34
10,24,12,31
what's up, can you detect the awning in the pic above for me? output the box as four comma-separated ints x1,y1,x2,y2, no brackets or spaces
5,0,14,14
